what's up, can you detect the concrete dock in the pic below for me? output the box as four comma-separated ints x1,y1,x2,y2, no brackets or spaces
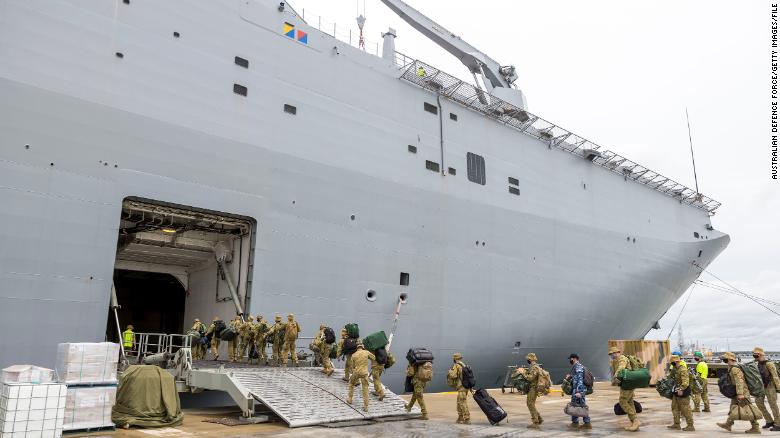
75,380,755,437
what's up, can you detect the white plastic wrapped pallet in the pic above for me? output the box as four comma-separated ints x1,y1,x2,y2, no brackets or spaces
55,343,119,385
63,386,116,432
2,366,54,385
0,383,66,438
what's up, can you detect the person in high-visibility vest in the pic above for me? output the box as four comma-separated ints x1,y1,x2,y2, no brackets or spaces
122,325,135,351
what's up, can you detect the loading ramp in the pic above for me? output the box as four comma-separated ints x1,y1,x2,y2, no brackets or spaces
187,366,420,427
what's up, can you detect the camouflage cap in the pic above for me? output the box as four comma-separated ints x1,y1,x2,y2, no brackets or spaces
213,316,220,321
194,318,200,322
275,315,282,321
288,313,294,319
526,352,537,361
320,324,326,329
247,315,254,321
608,346,620,355
753,347,765,355
453,352,462,361
356,340,364,349
721,352,736,361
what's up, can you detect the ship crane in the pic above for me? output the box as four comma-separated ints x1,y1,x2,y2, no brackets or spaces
379,0,528,109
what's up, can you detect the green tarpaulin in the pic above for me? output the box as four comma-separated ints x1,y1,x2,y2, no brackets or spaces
111,365,183,428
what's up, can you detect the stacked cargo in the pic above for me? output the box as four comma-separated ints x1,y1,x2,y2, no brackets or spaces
55,343,119,433
1,366,66,438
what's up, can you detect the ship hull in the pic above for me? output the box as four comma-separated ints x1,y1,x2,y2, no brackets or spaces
0,0,728,392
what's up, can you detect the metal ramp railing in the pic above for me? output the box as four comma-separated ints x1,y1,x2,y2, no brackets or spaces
187,367,419,427
394,53,722,215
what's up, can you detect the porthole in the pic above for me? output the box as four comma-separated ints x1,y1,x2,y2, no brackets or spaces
366,289,377,302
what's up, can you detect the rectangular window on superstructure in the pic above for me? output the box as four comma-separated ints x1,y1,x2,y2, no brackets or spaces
424,102,438,115
466,152,486,185
425,160,440,173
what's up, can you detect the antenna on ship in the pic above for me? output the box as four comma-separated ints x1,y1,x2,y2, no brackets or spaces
685,108,701,198
357,0,367,50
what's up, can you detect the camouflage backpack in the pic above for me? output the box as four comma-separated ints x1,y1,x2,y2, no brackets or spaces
417,362,433,383
627,355,645,370
446,366,459,388
537,367,552,395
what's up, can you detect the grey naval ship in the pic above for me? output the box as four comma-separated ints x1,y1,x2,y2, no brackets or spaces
0,0,728,392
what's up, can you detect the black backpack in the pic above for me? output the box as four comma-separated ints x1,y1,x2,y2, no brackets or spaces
323,327,336,344
460,362,476,389
213,320,226,336
375,347,388,365
719,373,737,399
342,338,358,355
583,367,595,389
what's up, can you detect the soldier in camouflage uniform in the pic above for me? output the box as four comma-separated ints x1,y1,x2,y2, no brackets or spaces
404,360,431,420
370,350,385,401
447,353,470,424
525,353,543,429
227,315,241,362
718,351,762,434
692,351,711,412
753,347,780,431
268,315,285,366
205,316,222,361
254,315,271,365
315,324,335,376
346,341,376,412
668,353,695,431
610,346,641,432
189,318,206,361
237,315,255,362
337,328,353,382
281,313,301,367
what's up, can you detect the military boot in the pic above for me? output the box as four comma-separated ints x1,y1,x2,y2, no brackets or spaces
717,422,733,431
580,423,592,430
667,424,681,430
683,425,696,432
526,423,540,430
763,422,774,429
568,422,580,430
693,407,701,413
703,407,711,412
625,419,641,432
745,423,761,434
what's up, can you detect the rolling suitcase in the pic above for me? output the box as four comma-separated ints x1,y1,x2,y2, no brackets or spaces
473,388,507,425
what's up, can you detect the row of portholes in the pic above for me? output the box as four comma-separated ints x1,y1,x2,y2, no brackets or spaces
693,232,709,240
366,290,408,303
626,236,637,243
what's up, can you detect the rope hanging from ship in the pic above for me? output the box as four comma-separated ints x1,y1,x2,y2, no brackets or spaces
691,262,780,318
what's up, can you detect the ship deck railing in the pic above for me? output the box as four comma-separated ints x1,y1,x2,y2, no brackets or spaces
393,52,722,215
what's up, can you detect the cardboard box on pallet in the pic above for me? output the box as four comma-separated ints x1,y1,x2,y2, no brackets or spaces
63,386,116,432
0,382,66,438
55,343,119,385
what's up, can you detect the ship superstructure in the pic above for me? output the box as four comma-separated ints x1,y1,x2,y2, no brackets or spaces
0,0,728,392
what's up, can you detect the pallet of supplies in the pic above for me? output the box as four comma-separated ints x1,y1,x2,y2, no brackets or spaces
63,386,116,432
0,382,66,438
55,343,119,385
2,366,54,385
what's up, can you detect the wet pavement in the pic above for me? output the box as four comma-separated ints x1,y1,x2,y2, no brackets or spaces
75,380,756,437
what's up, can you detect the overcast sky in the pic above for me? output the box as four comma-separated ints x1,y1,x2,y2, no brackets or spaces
288,0,779,351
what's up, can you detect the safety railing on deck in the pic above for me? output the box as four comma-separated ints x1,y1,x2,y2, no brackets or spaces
394,53,722,215
128,333,192,363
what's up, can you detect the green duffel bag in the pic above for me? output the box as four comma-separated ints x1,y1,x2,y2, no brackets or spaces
562,376,593,396
656,376,674,399
738,363,766,398
362,331,388,352
345,323,359,339
618,368,651,390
